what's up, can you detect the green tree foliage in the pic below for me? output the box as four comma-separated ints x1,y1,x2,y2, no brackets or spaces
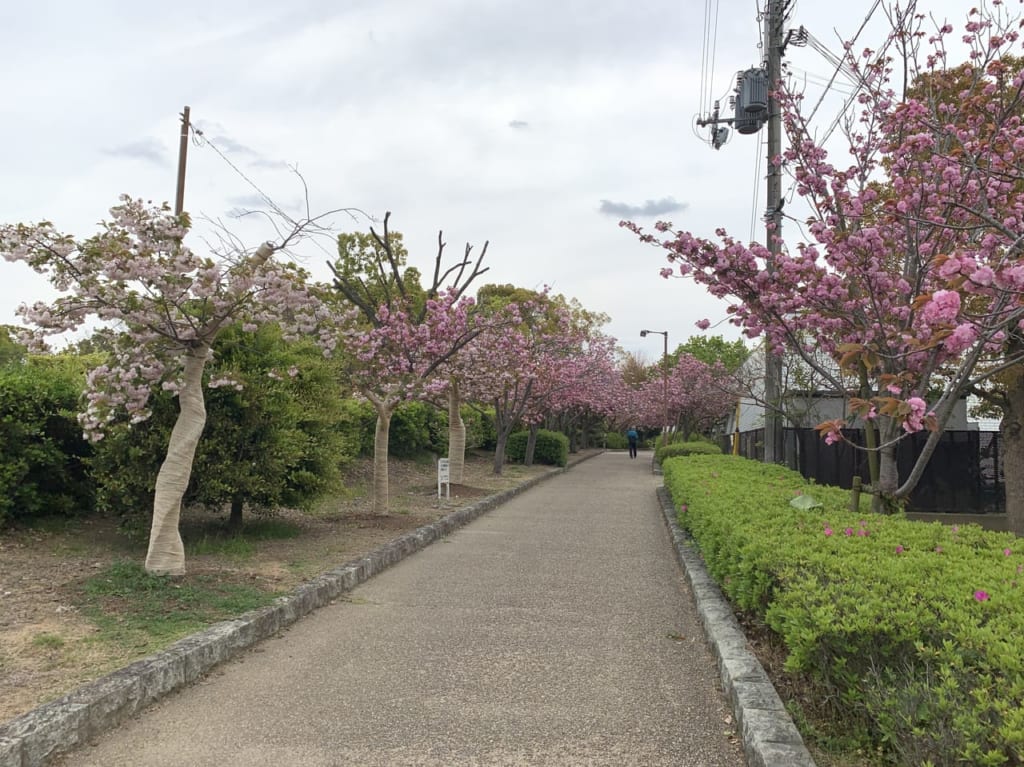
0,354,95,525
91,324,350,533
332,229,426,321
671,335,749,373
0,325,27,367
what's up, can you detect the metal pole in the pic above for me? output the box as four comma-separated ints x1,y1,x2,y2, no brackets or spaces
641,329,671,448
662,332,670,448
175,106,190,217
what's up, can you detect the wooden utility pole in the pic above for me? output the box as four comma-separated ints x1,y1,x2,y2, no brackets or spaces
762,0,785,465
175,106,190,216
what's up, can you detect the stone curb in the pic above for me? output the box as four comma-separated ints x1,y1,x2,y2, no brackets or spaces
656,487,818,767
0,452,599,767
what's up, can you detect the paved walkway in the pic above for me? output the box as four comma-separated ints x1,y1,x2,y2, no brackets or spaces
59,453,746,766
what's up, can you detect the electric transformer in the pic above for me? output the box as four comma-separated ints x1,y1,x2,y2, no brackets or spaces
733,68,768,134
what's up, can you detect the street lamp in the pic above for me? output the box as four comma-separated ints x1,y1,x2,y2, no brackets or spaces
640,329,670,448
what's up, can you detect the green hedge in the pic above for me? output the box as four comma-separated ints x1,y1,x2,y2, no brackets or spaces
654,440,722,463
663,454,1024,766
506,429,569,466
605,432,628,449
340,400,452,458
0,357,95,525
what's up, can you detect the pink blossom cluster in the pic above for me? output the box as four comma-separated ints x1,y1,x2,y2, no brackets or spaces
623,5,1024,502
0,196,324,440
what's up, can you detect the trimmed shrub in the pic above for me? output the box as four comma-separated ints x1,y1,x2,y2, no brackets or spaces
460,406,489,450
475,408,497,451
337,400,450,458
506,432,525,462
92,326,352,530
336,399,377,457
389,401,433,457
0,356,95,525
535,429,569,466
662,454,1024,765
654,440,722,463
506,429,569,466
605,432,628,449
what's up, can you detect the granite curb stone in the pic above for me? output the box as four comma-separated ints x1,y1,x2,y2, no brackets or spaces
656,486,817,767
0,454,597,767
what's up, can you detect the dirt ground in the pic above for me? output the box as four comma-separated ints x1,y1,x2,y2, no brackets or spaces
0,452,571,724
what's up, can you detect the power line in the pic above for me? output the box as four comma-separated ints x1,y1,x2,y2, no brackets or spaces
750,134,763,242
190,126,296,227
700,0,722,116
190,124,346,265
800,0,882,128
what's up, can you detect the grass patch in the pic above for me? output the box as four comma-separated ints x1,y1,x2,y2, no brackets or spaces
31,633,66,650
184,517,302,559
187,535,256,558
242,518,302,540
21,515,80,535
76,561,278,654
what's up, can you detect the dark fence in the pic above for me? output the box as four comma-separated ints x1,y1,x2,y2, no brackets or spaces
721,428,1004,514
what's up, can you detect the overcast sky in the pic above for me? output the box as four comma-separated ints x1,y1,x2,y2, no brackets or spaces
0,0,967,359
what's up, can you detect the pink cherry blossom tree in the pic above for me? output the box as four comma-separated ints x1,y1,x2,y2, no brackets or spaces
664,354,735,441
328,214,488,514
625,4,1024,519
458,288,586,474
626,354,733,441
522,326,620,458
0,196,325,574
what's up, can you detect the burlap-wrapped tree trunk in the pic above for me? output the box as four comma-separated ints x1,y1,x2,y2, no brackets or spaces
447,378,466,484
145,344,209,575
371,397,396,515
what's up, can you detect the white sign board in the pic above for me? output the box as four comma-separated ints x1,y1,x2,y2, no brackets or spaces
437,458,450,499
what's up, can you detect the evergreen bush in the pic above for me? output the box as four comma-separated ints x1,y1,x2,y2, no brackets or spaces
0,356,95,525
506,429,569,466
663,454,1024,764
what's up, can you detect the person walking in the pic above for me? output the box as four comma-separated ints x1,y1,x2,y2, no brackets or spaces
627,426,639,459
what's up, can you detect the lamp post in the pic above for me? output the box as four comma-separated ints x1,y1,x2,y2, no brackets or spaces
640,329,670,448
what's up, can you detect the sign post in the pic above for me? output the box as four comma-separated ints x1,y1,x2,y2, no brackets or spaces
437,458,450,500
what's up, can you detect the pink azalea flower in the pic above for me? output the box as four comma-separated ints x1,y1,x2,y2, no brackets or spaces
824,527,834,537
1004,548,1012,556
843,527,854,537
895,545,904,554
974,590,990,602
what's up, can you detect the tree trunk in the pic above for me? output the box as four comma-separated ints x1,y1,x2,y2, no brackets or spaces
524,423,539,466
859,363,880,488
145,345,209,575
493,427,509,475
873,425,900,515
1003,370,1024,536
228,494,244,535
372,403,394,515
492,411,518,475
447,379,466,484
